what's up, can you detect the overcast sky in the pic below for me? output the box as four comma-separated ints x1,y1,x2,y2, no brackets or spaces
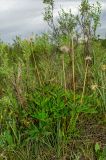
0,0,106,43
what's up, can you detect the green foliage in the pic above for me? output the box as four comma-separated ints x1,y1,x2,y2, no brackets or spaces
101,39,106,49
78,0,101,36
95,143,106,160
0,33,106,159
95,142,100,153
58,9,77,36
43,0,54,6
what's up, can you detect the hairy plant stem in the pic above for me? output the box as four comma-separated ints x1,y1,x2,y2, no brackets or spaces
62,54,66,92
81,62,89,104
32,53,42,86
71,37,76,102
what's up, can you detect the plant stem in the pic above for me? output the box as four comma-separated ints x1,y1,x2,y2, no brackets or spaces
32,53,42,86
81,62,89,104
62,54,66,92
71,37,76,102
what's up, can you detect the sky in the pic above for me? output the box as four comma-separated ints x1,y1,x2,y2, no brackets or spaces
0,0,106,43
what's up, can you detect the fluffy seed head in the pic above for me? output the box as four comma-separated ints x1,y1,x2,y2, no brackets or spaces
60,45,70,53
85,56,92,61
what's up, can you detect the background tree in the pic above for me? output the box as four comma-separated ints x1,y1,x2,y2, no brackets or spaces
43,0,59,46
77,0,101,57
43,0,78,48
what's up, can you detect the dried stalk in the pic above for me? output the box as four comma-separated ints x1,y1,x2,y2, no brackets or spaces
62,54,66,92
71,37,76,102
80,62,89,104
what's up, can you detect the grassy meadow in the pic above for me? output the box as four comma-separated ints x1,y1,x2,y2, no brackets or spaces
0,0,106,160
0,35,106,160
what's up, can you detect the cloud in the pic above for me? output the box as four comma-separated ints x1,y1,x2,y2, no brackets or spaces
0,0,46,42
0,0,106,42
